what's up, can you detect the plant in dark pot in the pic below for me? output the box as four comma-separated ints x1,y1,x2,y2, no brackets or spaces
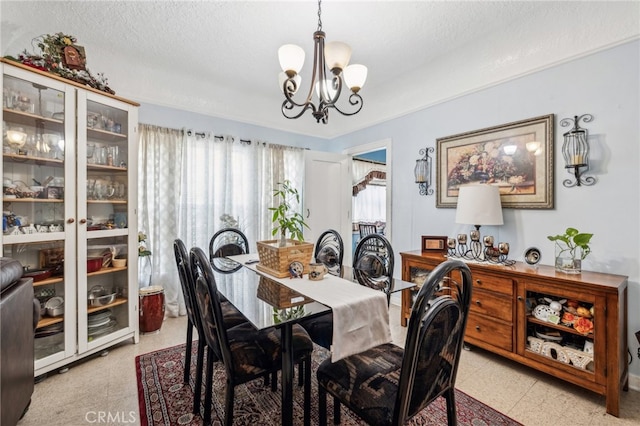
547,227,593,274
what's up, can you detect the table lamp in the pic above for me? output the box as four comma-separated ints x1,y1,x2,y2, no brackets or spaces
455,184,504,231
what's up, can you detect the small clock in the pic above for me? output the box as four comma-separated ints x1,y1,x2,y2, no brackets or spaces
288,261,304,278
524,247,541,265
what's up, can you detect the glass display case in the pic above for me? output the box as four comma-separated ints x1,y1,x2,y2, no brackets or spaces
2,59,139,375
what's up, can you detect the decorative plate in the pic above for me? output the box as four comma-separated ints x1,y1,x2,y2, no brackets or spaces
524,247,541,265
288,261,304,278
533,304,554,321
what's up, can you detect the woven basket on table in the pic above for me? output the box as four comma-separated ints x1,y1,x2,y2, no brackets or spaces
256,239,314,278
256,276,309,309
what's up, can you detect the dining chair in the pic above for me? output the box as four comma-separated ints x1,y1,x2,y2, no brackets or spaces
317,259,472,426
208,227,250,273
314,229,344,277
172,239,247,416
352,233,394,304
189,246,314,426
358,222,378,239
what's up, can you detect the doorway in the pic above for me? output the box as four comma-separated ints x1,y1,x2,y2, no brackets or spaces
345,139,392,258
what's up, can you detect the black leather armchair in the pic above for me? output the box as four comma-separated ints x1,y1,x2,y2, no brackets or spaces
1,257,39,425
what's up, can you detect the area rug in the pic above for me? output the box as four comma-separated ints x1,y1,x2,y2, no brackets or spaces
136,341,521,425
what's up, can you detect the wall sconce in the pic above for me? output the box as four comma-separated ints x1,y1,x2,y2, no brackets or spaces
414,147,434,195
560,114,595,187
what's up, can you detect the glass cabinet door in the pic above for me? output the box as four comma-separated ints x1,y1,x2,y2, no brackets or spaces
2,66,76,369
76,91,137,353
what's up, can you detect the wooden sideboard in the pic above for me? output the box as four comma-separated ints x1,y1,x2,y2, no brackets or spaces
400,250,629,417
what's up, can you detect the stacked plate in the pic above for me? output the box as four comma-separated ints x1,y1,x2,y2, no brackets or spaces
88,310,117,339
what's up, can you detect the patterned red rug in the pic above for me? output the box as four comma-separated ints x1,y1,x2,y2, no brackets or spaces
136,342,521,425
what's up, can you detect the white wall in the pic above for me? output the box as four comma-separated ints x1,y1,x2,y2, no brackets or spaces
331,40,640,378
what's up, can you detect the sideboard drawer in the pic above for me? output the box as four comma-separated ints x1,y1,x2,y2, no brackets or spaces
465,313,513,352
469,288,512,322
472,272,513,296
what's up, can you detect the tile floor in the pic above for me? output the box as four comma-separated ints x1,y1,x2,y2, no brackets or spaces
18,304,640,426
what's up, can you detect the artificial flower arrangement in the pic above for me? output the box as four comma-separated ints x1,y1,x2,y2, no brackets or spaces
138,232,152,257
3,32,115,94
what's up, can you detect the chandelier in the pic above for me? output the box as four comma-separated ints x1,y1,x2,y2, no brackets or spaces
277,0,367,124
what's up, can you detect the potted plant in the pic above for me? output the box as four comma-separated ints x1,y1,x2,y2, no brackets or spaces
256,180,313,277
269,180,309,246
547,227,593,274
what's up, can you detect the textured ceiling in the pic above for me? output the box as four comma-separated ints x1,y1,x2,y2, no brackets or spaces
2,1,639,139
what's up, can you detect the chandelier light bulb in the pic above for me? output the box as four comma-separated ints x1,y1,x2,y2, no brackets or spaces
343,64,367,93
503,144,517,155
278,44,305,75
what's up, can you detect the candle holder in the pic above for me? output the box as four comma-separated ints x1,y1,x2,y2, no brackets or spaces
447,232,515,265
560,114,595,187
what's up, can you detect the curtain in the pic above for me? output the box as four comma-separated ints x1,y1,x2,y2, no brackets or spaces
138,125,304,317
352,159,386,223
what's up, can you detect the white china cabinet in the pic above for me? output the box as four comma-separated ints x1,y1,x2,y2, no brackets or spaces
1,59,139,376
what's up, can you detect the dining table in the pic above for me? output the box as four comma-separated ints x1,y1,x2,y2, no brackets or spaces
217,253,413,425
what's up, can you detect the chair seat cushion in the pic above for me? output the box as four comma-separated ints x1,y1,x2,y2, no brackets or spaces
317,342,403,425
226,322,312,380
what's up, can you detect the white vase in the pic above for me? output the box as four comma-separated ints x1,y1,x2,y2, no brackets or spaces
555,246,582,274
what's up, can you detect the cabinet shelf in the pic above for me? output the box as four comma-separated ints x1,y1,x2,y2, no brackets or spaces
87,163,128,172
87,199,127,204
2,152,64,166
3,197,64,203
33,276,64,287
37,316,63,329
87,127,128,142
527,315,593,339
87,297,127,314
2,107,64,130
88,266,127,277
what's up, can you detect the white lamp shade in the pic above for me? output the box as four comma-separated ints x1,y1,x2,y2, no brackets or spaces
278,44,305,74
455,184,504,226
343,64,367,91
278,72,301,94
503,144,517,155
324,41,351,71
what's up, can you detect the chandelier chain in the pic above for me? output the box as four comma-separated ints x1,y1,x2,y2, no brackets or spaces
317,0,322,31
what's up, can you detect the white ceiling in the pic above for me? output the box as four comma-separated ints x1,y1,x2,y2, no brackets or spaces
2,1,639,139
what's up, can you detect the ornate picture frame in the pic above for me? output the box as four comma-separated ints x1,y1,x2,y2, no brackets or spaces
436,114,554,209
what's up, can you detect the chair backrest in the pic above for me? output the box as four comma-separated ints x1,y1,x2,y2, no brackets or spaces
352,233,394,303
190,246,233,374
358,223,377,239
394,259,472,424
314,229,344,277
209,228,249,273
173,238,202,335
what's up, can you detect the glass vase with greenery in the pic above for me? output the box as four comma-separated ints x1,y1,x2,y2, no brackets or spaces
547,227,593,273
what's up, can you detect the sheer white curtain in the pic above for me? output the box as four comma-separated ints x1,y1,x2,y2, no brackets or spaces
138,125,304,317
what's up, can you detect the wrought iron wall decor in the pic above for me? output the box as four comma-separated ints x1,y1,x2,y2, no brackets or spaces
446,233,515,266
414,147,434,195
560,114,595,187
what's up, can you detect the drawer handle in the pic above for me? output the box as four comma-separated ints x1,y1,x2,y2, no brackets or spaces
475,279,482,285
475,325,481,331
517,296,523,301
475,299,482,306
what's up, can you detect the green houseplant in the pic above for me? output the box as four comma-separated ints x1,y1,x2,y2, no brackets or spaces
547,227,593,274
256,180,313,278
268,180,309,246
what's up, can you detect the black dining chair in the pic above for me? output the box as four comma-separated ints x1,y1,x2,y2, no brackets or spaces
189,246,314,426
209,228,250,273
314,229,344,277
317,259,472,426
173,239,247,416
352,233,394,305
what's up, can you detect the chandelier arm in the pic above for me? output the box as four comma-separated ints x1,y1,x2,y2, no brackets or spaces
329,92,364,117
281,100,317,120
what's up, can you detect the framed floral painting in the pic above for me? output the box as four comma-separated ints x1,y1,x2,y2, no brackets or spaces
436,114,554,209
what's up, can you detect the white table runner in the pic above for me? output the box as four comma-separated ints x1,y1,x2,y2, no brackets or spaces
229,254,392,361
